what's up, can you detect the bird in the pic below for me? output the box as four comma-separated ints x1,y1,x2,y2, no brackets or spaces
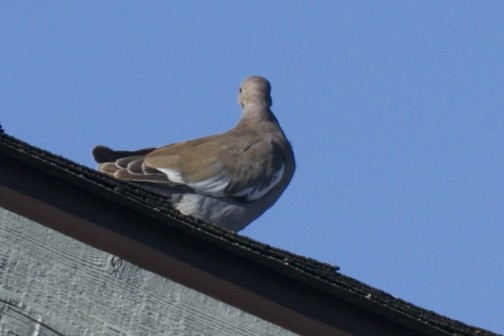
92,76,295,231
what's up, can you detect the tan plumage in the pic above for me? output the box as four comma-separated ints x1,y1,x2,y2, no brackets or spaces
93,76,295,231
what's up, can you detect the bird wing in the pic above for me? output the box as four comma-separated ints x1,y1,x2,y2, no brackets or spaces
144,131,286,201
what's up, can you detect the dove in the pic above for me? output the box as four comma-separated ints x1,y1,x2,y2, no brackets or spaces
92,76,295,231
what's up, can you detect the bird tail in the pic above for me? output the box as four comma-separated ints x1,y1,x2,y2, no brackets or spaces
92,145,156,163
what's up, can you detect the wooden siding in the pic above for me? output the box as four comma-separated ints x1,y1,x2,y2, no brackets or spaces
0,208,296,336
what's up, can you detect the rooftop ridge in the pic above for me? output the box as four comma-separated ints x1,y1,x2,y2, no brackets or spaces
0,131,498,336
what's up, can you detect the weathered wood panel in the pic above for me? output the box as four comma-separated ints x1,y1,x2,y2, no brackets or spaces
0,208,296,336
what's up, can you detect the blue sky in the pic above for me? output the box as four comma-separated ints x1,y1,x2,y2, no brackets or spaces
2,2,503,333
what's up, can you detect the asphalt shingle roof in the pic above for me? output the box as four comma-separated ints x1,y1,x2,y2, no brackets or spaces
0,129,498,336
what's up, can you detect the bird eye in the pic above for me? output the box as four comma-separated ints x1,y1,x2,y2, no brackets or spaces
239,88,242,93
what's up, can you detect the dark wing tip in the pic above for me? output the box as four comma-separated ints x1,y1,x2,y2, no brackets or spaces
92,145,115,163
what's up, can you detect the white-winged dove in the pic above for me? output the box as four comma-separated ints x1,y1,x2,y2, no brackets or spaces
92,76,295,231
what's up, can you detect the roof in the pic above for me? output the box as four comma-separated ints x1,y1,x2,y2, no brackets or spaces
0,129,498,336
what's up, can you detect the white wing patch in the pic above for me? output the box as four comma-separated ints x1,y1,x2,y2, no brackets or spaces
156,167,184,184
157,167,231,197
234,163,285,201
187,170,231,196
158,162,285,201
